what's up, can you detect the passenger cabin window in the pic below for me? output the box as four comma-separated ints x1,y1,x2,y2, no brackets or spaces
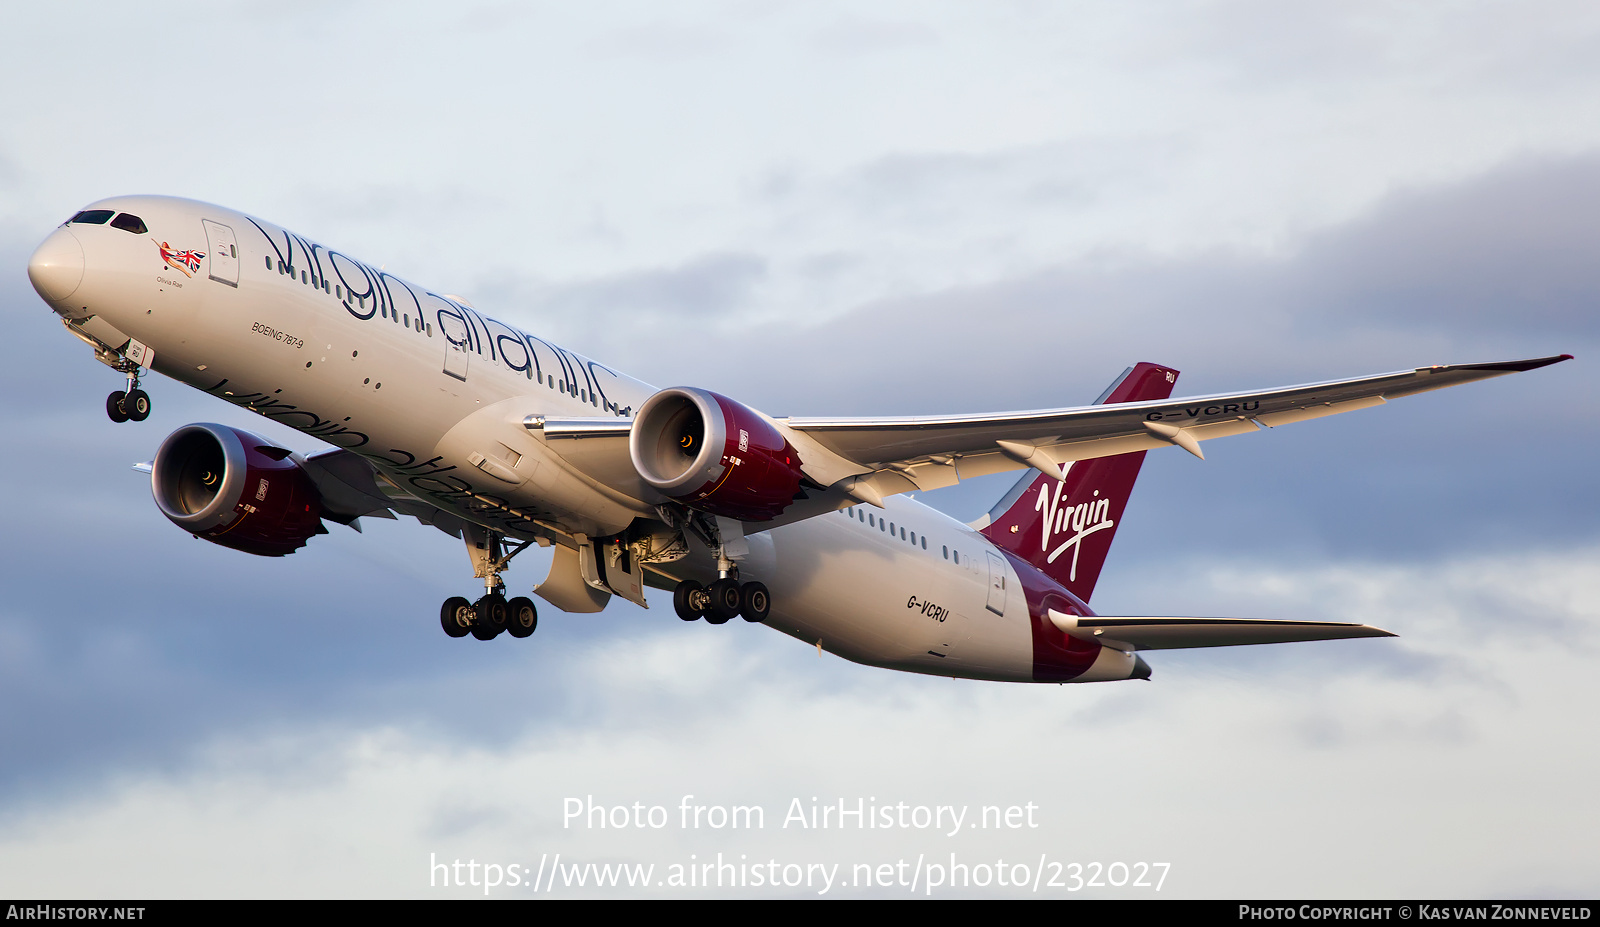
69,210,114,225
109,213,147,234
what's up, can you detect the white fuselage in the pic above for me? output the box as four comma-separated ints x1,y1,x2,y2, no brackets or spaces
33,195,1137,684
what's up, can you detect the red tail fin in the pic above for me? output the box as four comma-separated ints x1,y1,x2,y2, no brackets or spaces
978,363,1179,603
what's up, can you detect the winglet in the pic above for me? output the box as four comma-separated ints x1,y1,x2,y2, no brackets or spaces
1449,353,1573,373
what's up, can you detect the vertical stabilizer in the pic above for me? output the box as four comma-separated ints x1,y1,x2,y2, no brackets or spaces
979,363,1179,603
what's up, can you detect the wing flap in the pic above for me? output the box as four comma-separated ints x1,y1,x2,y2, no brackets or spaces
1047,610,1395,651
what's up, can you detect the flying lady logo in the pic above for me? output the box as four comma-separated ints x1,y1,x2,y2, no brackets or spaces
1034,474,1115,582
154,239,205,277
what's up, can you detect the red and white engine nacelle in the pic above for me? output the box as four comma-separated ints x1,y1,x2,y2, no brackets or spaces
629,387,805,522
151,423,324,557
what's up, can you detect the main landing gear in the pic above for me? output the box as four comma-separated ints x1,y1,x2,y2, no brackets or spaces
439,527,539,641
664,507,771,624
440,592,538,641
672,577,770,624
106,369,150,423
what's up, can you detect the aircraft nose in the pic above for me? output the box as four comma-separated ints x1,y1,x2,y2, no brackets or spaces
28,227,85,303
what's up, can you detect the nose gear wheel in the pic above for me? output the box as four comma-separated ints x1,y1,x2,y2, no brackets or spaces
106,391,129,423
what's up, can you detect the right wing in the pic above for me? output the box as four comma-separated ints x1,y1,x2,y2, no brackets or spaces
299,448,466,537
778,355,1572,506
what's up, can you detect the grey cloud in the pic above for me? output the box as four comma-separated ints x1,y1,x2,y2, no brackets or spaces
809,16,940,56
1294,155,1600,336
480,252,769,350
1153,0,1392,85
591,21,731,59
839,146,1108,224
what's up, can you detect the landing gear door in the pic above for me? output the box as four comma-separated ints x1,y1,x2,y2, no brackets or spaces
574,534,647,608
439,312,471,381
985,550,1008,616
535,543,610,613
599,536,647,608
201,219,238,287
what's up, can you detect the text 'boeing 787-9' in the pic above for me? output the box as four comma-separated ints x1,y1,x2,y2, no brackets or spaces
25,196,1572,683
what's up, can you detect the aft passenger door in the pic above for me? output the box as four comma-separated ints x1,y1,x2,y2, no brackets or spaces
985,550,1008,616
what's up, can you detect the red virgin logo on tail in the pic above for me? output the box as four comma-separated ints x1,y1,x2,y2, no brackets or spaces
1035,479,1115,582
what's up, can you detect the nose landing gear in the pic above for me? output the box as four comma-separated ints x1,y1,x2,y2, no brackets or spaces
61,321,154,424
106,374,150,423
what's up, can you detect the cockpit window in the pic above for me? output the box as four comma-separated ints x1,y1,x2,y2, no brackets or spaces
110,213,148,234
68,209,114,225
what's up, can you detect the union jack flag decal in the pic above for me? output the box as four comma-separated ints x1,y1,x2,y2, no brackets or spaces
154,239,205,277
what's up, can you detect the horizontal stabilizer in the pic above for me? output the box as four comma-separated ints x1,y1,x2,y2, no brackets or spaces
1046,610,1394,651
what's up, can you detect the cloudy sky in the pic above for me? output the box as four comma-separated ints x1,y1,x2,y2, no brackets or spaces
1,1,1595,898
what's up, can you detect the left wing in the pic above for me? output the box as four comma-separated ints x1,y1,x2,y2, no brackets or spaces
777,355,1572,506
